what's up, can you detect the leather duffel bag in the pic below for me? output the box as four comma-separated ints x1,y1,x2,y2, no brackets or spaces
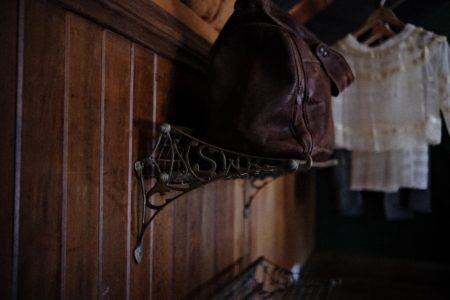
203,0,354,163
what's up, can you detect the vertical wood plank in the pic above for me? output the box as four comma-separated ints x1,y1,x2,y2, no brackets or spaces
200,185,215,298
214,181,225,286
271,179,287,265
101,30,131,300
130,43,155,300
172,196,189,299
18,0,65,298
248,175,309,269
264,181,280,261
264,175,308,269
281,174,305,267
232,180,246,276
214,181,233,290
151,55,174,300
0,0,18,299
225,182,235,275
295,172,316,264
242,181,252,267
185,189,203,299
250,180,278,262
154,56,174,127
64,13,102,300
249,180,259,263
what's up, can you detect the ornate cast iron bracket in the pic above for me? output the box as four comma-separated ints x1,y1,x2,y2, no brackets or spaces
133,123,333,263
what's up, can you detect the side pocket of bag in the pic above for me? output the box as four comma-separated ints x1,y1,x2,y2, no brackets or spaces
315,43,355,96
285,32,314,156
302,60,335,159
290,35,336,160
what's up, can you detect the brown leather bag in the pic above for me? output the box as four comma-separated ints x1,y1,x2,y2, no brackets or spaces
204,0,354,162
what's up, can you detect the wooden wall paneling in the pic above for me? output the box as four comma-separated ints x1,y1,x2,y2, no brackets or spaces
272,178,289,267
251,183,265,262
154,51,202,300
0,0,18,299
232,180,246,276
199,184,216,298
2,1,314,298
249,181,261,263
277,176,296,268
214,181,234,290
262,180,279,265
64,13,102,300
211,182,223,294
283,175,302,268
271,178,295,267
295,172,316,264
150,201,173,300
18,0,65,298
54,0,210,73
250,179,279,263
130,44,155,300
172,195,189,298
185,188,203,299
153,56,174,127
242,181,252,267
248,175,311,270
151,55,174,299
292,173,314,266
101,30,132,299
227,181,237,275
227,182,237,274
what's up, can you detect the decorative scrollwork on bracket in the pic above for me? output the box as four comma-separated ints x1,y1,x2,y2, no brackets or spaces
133,123,329,263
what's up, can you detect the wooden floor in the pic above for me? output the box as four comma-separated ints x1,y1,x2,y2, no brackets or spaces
301,253,450,300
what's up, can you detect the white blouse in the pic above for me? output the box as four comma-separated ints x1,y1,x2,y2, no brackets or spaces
333,24,450,151
351,146,428,192
332,24,450,192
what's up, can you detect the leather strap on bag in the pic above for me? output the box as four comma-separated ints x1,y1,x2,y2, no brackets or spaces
314,43,355,96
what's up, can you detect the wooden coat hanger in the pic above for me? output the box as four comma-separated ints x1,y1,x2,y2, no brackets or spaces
362,21,396,45
352,0,405,46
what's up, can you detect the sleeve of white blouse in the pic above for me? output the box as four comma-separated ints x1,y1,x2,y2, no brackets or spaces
437,38,450,131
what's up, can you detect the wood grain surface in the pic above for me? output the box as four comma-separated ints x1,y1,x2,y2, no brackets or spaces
64,13,102,300
1,1,314,299
19,0,65,298
130,43,155,300
0,0,18,299
101,30,132,299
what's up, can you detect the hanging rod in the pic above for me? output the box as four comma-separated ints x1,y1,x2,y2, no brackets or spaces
133,123,336,263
